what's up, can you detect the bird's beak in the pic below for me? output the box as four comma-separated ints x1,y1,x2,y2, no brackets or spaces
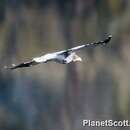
76,57,82,62
73,55,82,62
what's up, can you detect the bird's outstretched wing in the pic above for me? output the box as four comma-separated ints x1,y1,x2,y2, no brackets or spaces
4,35,112,70
61,35,112,54
4,60,38,70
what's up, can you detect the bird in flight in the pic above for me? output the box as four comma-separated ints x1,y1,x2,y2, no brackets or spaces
5,35,112,70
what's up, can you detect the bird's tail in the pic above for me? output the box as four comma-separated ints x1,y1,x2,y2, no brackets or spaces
4,60,38,70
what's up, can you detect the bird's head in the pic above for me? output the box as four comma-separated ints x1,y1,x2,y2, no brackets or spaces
73,54,82,62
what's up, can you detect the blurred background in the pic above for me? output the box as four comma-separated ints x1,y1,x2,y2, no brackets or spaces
0,0,130,130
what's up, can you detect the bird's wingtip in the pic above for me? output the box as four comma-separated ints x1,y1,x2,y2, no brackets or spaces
104,34,112,43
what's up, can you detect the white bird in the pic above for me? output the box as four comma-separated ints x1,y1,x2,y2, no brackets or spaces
5,35,112,70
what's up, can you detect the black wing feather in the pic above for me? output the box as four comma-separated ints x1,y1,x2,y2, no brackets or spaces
65,35,112,53
5,60,38,70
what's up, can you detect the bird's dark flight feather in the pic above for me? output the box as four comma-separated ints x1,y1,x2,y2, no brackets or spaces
7,60,38,70
65,35,112,53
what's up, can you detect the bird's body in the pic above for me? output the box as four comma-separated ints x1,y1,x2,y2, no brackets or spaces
33,52,81,64
5,35,112,70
